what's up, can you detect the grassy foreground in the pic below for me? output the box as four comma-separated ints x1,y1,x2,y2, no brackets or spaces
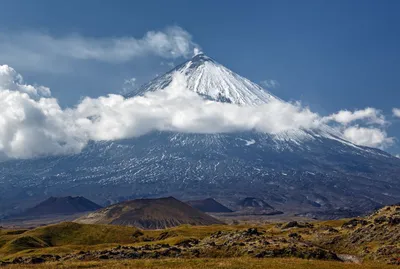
1,205,399,267
4,258,397,269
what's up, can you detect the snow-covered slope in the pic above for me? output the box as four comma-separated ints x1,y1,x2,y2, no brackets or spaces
1,54,400,219
127,53,278,105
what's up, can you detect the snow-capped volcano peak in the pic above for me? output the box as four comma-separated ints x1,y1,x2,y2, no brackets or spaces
127,53,278,106
190,52,214,63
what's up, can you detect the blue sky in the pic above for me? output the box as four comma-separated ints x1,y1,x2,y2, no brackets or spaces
0,0,400,154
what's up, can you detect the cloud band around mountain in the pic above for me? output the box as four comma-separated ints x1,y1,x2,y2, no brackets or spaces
0,64,395,159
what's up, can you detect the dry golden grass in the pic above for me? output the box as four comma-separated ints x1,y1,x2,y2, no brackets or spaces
3,258,397,269
0,222,143,259
0,222,263,259
1,218,398,266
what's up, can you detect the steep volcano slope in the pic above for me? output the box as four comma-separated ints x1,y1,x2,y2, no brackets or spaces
75,197,222,229
1,54,400,218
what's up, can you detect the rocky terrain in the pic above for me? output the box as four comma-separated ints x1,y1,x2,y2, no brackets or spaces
321,204,400,264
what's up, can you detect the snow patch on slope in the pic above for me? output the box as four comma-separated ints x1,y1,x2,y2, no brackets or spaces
245,139,256,146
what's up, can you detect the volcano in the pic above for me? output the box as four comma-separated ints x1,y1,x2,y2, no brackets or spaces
1,53,400,219
19,196,102,217
75,197,222,229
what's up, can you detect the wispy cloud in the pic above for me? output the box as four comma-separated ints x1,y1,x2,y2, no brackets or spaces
160,61,175,68
0,26,198,73
121,78,137,94
260,79,280,89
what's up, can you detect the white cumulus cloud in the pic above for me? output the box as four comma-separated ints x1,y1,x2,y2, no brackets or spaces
393,108,400,118
322,108,394,149
343,126,394,148
323,108,386,126
0,66,86,159
0,65,51,98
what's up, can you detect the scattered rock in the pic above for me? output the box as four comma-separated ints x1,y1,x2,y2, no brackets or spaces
132,230,144,238
0,261,11,266
288,233,302,240
374,216,388,224
281,221,313,229
243,228,262,236
342,219,369,229
337,254,362,264
157,231,178,240
31,257,46,264
388,217,400,225
176,238,199,248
